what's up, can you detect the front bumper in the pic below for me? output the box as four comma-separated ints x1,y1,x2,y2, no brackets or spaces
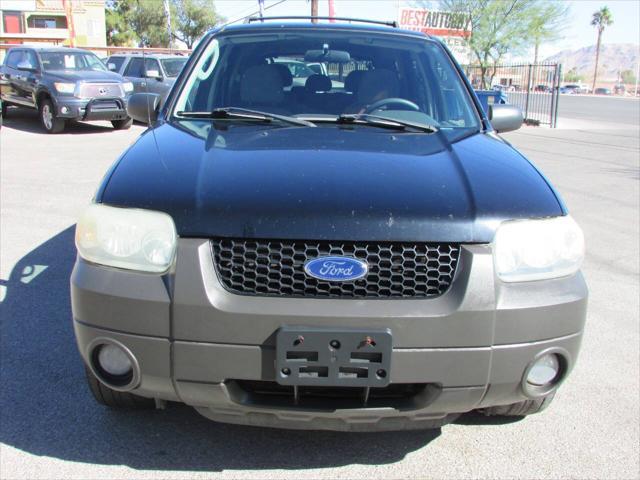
71,240,588,431
54,96,129,122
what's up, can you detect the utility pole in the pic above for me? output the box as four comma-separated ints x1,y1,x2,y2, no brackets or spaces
328,0,335,22
163,0,172,49
311,0,318,22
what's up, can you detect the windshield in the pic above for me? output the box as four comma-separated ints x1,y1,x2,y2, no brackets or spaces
41,51,107,72
161,57,187,77
173,30,480,136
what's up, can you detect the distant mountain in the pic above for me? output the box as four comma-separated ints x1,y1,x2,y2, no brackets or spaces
544,43,639,82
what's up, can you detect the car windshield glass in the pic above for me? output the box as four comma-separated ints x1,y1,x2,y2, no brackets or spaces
40,51,107,72
173,29,481,137
161,57,187,77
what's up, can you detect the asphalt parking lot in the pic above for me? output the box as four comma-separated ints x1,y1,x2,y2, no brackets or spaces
1,102,639,479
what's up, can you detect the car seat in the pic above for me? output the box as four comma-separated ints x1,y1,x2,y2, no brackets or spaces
239,64,287,113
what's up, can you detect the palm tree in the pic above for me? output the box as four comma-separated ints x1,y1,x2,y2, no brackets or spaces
591,6,613,92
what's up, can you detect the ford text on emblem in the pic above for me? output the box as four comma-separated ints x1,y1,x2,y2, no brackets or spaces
304,256,368,282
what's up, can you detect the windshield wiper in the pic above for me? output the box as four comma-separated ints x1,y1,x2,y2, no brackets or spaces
176,107,315,127
314,114,438,133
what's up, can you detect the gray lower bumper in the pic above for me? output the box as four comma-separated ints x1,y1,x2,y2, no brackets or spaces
54,97,128,121
71,239,588,431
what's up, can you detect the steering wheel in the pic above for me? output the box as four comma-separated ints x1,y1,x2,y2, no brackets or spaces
365,98,420,114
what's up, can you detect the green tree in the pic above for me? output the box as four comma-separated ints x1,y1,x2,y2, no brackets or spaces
438,0,568,88
591,6,613,92
529,1,569,65
105,0,136,46
105,0,172,48
620,69,636,84
129,0,171,47
172,0,225,49
564,67,583,83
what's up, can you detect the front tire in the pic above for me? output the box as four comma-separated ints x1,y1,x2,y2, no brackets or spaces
111,117,133,130
480,391,556,417
84,366,154,409
39,98,65,133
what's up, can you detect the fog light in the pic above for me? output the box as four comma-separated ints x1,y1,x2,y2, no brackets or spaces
60,106,70,114
527,353,560,386
97,344,132,376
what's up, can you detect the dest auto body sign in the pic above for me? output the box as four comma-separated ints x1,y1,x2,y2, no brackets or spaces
398,7,472,63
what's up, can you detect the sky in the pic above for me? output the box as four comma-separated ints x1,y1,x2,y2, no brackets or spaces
214,0,640,59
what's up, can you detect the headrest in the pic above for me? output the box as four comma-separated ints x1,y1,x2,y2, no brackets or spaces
272,63,293,87
344,70,365,93
357,69,400,103
305,74,332,93
240,65,285,104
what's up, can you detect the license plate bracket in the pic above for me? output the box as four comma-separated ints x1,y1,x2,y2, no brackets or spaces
276,326,392,387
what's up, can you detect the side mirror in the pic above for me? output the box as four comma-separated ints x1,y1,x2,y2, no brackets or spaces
16,61,37,72
127,92,161,123
489,104,523,133
145,69,162,81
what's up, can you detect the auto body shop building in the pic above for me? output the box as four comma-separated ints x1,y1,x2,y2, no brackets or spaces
398,6,472,64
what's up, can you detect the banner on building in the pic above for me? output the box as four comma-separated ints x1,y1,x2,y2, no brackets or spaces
398,7,472,63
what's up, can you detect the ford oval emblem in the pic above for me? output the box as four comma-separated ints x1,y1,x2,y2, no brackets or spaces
304,256,368,282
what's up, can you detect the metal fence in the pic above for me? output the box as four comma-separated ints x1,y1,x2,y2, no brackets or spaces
463,63,562,128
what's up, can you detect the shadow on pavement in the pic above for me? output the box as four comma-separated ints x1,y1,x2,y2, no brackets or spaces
453,412,523,426
1,106,114,134
0,227,450,471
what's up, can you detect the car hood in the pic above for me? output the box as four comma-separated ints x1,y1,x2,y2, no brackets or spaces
98,121,564,242
45,70,124,83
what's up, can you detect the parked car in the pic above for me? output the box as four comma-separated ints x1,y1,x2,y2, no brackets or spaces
594,87,612,95
0,47,133,133
72,18,587,432
105,53,188,102
613,84,625,95
534,84,551,93
564,83,591,94
559,86,576,94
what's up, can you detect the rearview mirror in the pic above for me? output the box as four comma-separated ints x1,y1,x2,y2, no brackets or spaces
127,92,161,123
304,49,350,63
107,62,117,71
489,104,523,133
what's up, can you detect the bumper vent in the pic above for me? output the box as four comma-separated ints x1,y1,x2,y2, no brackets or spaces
232,380,431,409
211,239,460,298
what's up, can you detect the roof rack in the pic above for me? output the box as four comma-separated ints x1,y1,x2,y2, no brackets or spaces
246,16,398,28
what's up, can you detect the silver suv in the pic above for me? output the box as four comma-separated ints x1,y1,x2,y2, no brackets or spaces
106,53,187,100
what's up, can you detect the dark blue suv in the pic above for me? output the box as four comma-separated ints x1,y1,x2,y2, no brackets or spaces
71,18,587,431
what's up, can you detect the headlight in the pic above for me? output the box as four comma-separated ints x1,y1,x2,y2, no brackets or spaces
75,204,177,273
54,82,76,94
493,215,584,282
122,81,134,93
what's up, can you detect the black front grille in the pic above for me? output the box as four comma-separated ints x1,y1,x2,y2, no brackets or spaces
211,239,460,298
89,100,121,111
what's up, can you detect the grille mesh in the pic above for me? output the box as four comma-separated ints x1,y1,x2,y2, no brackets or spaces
211,239,460,299
78,83,123,98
